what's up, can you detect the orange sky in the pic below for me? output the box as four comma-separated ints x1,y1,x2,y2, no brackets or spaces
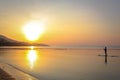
0,0,120,46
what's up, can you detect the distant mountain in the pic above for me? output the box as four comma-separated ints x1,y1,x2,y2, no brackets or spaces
0,35,49,46
0,35,19,43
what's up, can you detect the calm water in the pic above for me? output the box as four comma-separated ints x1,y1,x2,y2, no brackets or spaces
0,46,120,80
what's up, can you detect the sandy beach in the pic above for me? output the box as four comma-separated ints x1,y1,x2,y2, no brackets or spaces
0,63,38,80
0,67,15,80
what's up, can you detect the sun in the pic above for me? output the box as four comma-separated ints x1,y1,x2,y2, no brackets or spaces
23,20,44,41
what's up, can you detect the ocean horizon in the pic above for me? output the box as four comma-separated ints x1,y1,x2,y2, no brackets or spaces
0,45,120,50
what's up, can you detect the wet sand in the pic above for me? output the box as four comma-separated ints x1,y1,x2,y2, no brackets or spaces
0,68,15,80
0,63,38,80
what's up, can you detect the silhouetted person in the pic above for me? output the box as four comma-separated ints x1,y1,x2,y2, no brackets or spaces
104,46,107,56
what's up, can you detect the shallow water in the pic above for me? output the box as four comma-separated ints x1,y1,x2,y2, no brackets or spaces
0,46,120,80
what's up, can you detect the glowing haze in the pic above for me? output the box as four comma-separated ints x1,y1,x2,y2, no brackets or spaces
0,0,120,46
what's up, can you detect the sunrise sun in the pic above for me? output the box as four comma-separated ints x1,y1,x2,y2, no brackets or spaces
23,20,44,41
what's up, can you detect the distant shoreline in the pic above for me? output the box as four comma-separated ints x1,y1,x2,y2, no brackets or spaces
0,46,120,50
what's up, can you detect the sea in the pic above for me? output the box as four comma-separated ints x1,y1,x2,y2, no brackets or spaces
0,46,120,80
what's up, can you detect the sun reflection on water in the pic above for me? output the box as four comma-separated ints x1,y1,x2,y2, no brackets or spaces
27,46,38,69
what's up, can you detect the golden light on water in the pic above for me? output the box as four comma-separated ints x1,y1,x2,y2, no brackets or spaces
27,48,38,69
30,46,34,50
23,20,44,41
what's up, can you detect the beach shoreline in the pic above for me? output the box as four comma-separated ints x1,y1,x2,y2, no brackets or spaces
0,67,15,80
0,63,38,80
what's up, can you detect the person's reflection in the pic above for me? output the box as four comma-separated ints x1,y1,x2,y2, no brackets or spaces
105,55,108,64
27,47,37,69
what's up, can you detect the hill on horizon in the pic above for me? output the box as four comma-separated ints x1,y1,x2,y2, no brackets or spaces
0,34,49,46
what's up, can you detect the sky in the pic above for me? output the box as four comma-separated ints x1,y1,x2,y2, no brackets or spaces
0,0,120,46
